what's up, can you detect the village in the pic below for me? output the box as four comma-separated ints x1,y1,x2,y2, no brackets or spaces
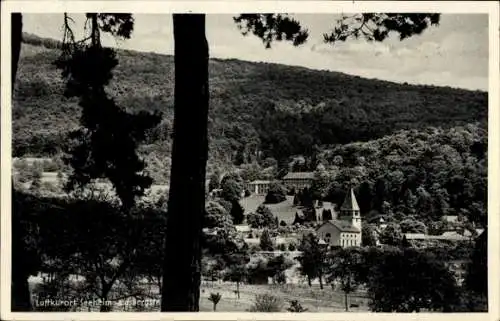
13,155,483,296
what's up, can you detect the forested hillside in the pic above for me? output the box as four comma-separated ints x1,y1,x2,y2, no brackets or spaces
311,123,487,226
14,33,487,168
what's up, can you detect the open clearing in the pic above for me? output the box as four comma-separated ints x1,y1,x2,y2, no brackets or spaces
199,282,370,312
240,195,298,224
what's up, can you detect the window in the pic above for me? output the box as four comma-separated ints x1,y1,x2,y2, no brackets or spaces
325,233,331,243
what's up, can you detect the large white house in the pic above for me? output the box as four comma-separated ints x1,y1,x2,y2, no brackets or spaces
316,188,362,248
245,180,271,195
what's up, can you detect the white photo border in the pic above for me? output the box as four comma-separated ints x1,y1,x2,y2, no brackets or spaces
1,1,499,321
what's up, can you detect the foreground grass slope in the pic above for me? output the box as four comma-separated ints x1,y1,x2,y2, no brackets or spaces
14,33,487,165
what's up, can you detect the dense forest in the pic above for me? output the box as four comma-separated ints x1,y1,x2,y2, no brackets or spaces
14,33,487,170
310,123,487,227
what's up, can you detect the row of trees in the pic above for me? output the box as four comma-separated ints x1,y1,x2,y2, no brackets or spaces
295,231,487,312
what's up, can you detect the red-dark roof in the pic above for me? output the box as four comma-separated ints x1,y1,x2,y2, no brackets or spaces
317,220,360,233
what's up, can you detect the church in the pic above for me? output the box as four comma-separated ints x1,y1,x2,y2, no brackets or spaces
316,188,362,248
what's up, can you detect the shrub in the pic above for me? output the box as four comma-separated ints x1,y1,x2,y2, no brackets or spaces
287,300,308,312
288,243,297,251
248,293,283,312
278,243,286,251
208,292,222,311
264,181,287,204
279,220,287,226
260,229,274,251
247,205,277,228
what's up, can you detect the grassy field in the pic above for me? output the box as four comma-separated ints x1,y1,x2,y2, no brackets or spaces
198,282,370,312
30,276,369,312
240,195,298,224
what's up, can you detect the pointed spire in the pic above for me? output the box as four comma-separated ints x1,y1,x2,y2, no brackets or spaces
340,188,360,211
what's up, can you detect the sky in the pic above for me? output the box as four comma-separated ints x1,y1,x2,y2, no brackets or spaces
21,13,489,91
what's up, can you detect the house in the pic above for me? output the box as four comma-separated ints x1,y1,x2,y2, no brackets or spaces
282,172,315,190
316,188,362,248
245,180,271,195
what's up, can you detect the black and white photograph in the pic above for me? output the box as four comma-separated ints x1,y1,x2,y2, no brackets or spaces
2,1,499,319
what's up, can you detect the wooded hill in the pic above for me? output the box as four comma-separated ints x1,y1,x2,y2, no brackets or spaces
14,33,487,167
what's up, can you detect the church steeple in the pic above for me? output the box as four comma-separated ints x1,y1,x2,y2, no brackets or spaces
339,188,362,231
340,188,360,212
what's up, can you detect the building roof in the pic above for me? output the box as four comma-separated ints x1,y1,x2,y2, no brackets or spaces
443,215,459,223
317,220,360,233
404,232,470,241
282,172,315,180
340,188,360,211
248,180,272,185
404,233,427,240
235,225,251,232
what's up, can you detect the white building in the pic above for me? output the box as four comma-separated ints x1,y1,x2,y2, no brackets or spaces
316,188,362,248
245,180,271,195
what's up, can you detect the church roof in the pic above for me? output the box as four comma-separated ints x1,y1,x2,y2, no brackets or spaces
317,220,360,233
340,188,360,211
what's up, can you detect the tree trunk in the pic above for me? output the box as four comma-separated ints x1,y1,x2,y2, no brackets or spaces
318,273,324,290
236,281,240,299
11,13,33,313
99,283,111,312
307,275,311,287
161,14,209,312
344,291,349,311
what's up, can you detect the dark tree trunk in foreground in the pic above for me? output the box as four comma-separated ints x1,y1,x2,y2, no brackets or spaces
11,13,33,312
161,14,209,312
11,13,22,89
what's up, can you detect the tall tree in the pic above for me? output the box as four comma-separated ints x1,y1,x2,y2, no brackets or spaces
11,12,37,312
296,232,327,288
161,14,209,312
326,247,364,311
464,228,487,301
367,248,459,312
229,200,245,225
55,13,159,211
259,229,274,251
162,14,439,307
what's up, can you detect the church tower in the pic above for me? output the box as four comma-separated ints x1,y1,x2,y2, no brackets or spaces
339,188,362,231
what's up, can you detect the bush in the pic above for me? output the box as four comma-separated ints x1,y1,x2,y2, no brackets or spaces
278,243,286,251
287,300,308,312
248,293,283,312
288,243,296,251
279,220,287,226
249,244,260,253
246,205,277,228
260,229,274,251
265,192,286,204
264,181,287,204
